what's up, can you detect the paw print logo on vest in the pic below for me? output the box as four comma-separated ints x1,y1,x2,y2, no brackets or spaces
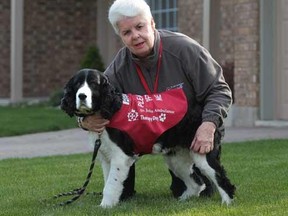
127,109,139,121
159,113,166,122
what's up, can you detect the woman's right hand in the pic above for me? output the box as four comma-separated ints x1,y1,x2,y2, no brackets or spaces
81,114,110,133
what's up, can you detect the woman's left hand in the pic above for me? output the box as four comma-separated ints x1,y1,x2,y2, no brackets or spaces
190,121,216,154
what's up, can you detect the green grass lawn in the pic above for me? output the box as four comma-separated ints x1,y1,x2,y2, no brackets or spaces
0,139,287,216
0,105,76,137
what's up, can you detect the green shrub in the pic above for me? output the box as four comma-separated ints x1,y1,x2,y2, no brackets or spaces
80,45,105,72
48,89,64,107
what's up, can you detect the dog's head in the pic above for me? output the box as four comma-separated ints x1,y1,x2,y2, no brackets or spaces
60,69,121,119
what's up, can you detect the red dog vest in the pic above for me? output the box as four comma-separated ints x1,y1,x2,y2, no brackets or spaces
108,88,188,155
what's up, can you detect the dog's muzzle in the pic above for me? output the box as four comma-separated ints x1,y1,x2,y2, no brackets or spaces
76,83,93,111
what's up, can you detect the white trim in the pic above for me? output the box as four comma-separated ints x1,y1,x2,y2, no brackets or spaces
255,120,288,127
275,0,288,119
97,0,118,67
202,0,210,49
231,106,259,127
10,0,24,102
0,99,10,106
259,0,276,120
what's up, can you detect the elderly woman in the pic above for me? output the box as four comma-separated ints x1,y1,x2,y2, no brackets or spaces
80,0,232,201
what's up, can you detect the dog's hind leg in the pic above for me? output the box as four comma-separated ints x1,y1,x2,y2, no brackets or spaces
169,169,187,198
100,150,136,208
191,151,236,205
163,148,206,201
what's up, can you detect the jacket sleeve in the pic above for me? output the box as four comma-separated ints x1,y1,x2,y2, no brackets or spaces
186,46,232,128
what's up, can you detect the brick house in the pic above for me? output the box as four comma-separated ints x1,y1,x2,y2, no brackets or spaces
1,0,287,126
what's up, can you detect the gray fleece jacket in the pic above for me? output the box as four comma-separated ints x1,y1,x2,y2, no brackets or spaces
104,30,232,129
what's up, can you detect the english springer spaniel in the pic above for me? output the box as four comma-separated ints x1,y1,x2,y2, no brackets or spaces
61,69,235,208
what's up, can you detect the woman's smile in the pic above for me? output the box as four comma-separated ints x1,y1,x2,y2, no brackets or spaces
134,41,145,48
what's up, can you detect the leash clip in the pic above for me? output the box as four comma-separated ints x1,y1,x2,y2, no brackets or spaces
95,132,102,146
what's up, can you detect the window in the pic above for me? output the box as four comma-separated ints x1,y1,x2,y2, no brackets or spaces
146,0,178,31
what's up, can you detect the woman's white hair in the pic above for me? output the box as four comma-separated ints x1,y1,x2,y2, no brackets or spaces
108,0,153,35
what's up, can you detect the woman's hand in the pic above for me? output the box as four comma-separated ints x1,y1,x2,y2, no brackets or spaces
190,121,216,154
80,114,110,133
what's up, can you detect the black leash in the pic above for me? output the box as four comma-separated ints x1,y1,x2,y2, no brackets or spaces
53,134,102,206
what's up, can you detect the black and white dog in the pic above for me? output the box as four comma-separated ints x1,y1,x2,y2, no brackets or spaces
61,69,235,208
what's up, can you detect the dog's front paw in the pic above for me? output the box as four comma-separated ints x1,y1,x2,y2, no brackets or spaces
220,191,233,206
100,197,119,208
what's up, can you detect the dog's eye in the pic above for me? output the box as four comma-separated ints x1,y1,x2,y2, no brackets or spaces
89,81,95,87
75,82,82,89
89,81,100,89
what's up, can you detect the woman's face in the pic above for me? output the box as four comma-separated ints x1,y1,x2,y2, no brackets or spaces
117,15,155,58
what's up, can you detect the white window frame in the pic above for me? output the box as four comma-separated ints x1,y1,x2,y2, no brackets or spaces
146,0,178,31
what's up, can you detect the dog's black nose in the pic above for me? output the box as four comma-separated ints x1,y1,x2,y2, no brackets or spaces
78,93,87,101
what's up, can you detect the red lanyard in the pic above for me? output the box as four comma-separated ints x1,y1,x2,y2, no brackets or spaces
135,40,163,94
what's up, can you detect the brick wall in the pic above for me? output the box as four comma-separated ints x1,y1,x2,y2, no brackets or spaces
233,0,259,107
218,0,236,101
178,0,203,43
219,0,235,65
1,0,261,109
0,0,10,98
23,0,97,97
178,0,260,107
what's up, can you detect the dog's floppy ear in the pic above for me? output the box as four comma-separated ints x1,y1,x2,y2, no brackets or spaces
60,76,76,117
99,76,122,119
